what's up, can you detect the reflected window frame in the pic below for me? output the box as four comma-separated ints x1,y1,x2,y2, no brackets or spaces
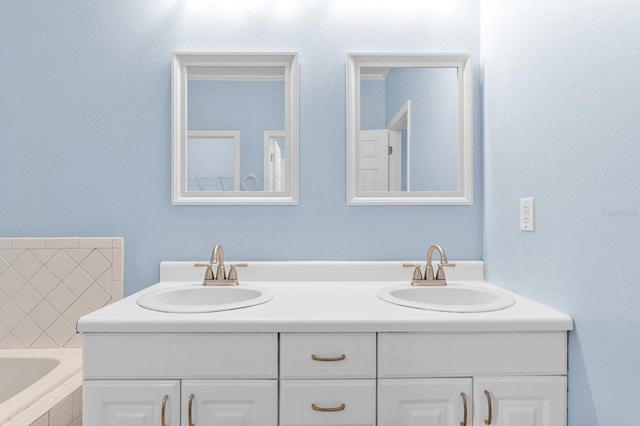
186,130,240,192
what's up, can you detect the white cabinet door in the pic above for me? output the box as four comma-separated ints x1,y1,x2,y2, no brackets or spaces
473,376,567,426
182,379,277,426
83,380,180,426
378,378,472,426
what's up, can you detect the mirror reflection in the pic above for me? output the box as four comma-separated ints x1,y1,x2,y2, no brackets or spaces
346,53,472,205
172,52,299,205
187,72,285,192
186,132,239,191
359,67,458,192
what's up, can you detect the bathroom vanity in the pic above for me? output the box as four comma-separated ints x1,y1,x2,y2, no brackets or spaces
77,261,573,426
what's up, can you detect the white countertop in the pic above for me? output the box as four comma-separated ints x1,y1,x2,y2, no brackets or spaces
77,261,573,334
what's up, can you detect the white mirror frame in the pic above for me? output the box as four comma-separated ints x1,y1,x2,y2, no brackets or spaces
346,53,472,205
172,52,299,205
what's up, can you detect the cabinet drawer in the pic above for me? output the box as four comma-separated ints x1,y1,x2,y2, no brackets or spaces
83,333,278,379
378,332,567,377
280,333,375,379
280,379,376,426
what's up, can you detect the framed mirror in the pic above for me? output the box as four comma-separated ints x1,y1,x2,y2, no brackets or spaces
346,53,472,205
172,52,299,205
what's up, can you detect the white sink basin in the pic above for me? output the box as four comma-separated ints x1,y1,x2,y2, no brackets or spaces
137,285,274,313
377,284,515,313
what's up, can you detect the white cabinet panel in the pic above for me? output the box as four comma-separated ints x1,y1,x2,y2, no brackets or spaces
473,376,567,426
378,332,567,377
83,333,278,379
280,379,376,426
83,380,180,426
378,378,472,426
182,380,277,426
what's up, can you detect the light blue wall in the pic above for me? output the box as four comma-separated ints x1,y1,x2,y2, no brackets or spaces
4,0,637,421
483,0,640,424
0,1,483,295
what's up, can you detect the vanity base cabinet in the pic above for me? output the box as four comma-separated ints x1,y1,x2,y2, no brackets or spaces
83,331,568,426
473,376,567,426
377,332,568,426
378,378,472,426
82,332,279,426
83,380,181,426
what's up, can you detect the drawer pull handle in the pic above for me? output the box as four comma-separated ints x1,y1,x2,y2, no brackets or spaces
161,395,169,426
311,403,346,412
460,392,468,426
188,393,195,426
311,354,346,362
484,390,493,425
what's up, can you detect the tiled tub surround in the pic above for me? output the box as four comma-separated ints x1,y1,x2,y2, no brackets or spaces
0,238,123,349
0,238,123,426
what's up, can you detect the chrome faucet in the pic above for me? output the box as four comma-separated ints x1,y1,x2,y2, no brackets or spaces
404,244,456,286
195,244,248,286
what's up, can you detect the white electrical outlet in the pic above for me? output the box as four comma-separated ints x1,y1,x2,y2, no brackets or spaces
520,197,535,231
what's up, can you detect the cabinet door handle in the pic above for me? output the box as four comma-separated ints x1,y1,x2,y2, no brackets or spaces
460,392,468,426
484,389,493,425
311,403,346,412
188,393,195,426
161,395,169,426
311,354,346,362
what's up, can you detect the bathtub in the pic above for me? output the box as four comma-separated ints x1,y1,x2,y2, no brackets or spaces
0,348,82,425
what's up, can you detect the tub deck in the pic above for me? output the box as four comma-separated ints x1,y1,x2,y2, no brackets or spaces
0,348,82,426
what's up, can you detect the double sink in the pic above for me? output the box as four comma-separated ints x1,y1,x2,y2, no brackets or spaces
136,244,515,315
137,281,515,314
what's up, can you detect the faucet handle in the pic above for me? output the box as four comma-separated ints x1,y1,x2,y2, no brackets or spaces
435,262,456,280
403,263,424,283
194,262,215,283
228,263,248,284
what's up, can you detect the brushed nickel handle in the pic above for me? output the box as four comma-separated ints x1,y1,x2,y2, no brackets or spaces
484,390,492,425
403,263,424,282
161,395,169,426
188,393,195,426
228,263,248,281
460,392,468,426
311,354,346,362
311,403,346,412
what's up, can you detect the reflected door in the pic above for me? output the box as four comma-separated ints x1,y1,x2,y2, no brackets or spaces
358,129,389,191
264,132,286,192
